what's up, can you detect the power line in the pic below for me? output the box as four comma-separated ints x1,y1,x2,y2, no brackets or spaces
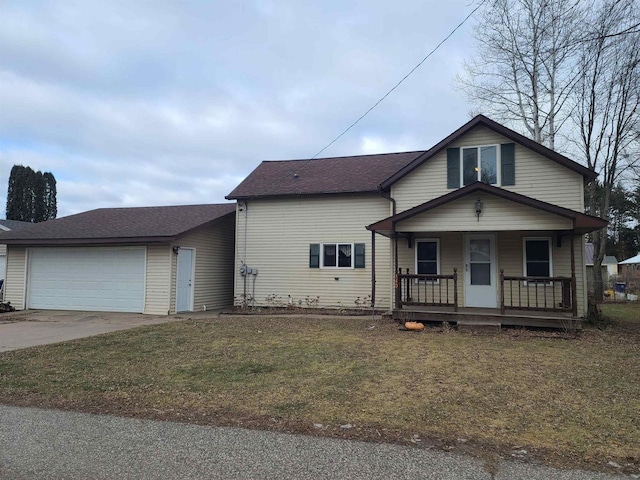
308,0,487,160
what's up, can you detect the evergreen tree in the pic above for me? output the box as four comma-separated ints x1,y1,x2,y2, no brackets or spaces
6,165,57,222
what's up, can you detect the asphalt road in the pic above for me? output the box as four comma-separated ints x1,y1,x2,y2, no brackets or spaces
0,405,627,480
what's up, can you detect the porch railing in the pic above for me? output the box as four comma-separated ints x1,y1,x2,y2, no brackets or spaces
395,268,458,311
500,269,576,315
395,268,576,316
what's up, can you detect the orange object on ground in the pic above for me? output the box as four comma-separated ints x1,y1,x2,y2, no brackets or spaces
404,321,424,331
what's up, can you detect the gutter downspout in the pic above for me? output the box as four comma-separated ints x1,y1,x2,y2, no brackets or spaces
242,200,248,306
377,188,397,310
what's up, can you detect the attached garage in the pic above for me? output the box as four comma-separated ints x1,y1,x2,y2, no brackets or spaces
27,247,146,312
0,204,236,315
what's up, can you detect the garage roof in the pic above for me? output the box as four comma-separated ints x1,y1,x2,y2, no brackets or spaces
0,203,236,245
0,219,33,231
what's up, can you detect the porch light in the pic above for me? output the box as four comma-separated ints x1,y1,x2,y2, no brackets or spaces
475,199,483,221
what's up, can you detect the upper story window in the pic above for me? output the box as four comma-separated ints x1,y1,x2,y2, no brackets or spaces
447,143,515,189
462,146,498,185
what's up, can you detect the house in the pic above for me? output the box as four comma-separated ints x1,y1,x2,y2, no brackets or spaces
0,204,235,314
0,219,32,293
619,252,640,277
584,242,618,292
618,252,640,295
227,115,607,327
585,243,618,276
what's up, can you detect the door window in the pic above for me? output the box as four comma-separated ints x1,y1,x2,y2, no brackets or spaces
469,238,491,285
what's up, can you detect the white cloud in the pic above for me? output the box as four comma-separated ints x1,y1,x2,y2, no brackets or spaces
0,0,477,217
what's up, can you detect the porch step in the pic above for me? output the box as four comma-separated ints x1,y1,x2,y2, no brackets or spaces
456,319,502,334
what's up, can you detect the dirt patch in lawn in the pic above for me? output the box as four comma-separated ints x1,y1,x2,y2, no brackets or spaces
1,305,639,475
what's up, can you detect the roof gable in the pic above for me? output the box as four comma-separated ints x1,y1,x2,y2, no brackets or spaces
0,203,236,245
380,115,597,189
367,182,607,235
226,115,596,200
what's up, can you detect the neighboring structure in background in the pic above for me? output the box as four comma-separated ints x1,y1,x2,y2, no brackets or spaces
0,204,235,314
617,253,640,299
619,253,640,277
584,242,619,293
227,115,607,328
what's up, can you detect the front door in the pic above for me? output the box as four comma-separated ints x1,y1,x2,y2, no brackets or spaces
464,234,497,308
176,248,194,312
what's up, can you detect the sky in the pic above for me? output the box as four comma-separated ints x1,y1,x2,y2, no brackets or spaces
0,0,479,218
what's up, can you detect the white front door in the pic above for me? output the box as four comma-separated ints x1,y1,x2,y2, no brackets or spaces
176,248,194,313
464,234,497,308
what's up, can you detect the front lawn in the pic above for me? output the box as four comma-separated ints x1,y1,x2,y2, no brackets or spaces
1,305,639,473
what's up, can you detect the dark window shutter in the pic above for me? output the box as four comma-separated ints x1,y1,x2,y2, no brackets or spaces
354,243,365,268
309,244,320,268
501,143,515,186
447,147,460,189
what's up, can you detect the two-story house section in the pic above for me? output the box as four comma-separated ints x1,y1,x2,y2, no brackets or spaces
227,115,607,328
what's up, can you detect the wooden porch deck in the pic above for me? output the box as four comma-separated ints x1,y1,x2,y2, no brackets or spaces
393,305,580,330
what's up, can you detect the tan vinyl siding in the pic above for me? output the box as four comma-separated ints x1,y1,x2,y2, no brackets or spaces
396,193,572,232
144,245,172,315
397,233,463,305
498,232,586,317
234,195,392,309
392,125,584,212
395,231,586,316
5,246,26,309
170,215,236,313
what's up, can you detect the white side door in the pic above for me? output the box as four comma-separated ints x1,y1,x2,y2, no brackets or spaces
464,234,497,308
176,248,194,313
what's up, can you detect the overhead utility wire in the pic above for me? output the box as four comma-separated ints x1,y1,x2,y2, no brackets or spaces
308,0,487,160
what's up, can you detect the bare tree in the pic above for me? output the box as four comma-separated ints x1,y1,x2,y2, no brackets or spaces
571,0,640,303
458,0,583,149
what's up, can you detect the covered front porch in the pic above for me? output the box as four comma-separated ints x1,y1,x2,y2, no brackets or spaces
367,183,607,329
394,270,578,329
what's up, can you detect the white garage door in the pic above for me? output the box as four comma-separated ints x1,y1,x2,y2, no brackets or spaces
27,247,146,313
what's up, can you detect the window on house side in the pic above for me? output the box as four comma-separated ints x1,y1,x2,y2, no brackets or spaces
523,238,552,278
462,145,498,186
322,243,353,268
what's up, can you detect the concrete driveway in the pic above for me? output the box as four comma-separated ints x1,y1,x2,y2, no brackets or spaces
0,310,181,352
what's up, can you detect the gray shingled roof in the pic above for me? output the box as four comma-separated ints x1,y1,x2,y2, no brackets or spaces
226,151,424,199
0,219,33,230
0,204,236,245
226,115,598,200
584,243,619,265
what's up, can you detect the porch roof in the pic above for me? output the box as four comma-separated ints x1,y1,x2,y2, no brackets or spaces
366,182,607,237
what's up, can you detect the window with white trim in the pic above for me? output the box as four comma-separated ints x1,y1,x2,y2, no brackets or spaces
322,243,353,268
415,239,440,278
461,145,499,186
523,238,553,278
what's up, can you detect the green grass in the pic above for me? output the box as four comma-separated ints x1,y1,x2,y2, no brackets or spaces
601,302,640,327
1,307,639,472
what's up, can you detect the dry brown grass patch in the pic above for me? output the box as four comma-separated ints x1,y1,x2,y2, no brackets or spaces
1,306,639,474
